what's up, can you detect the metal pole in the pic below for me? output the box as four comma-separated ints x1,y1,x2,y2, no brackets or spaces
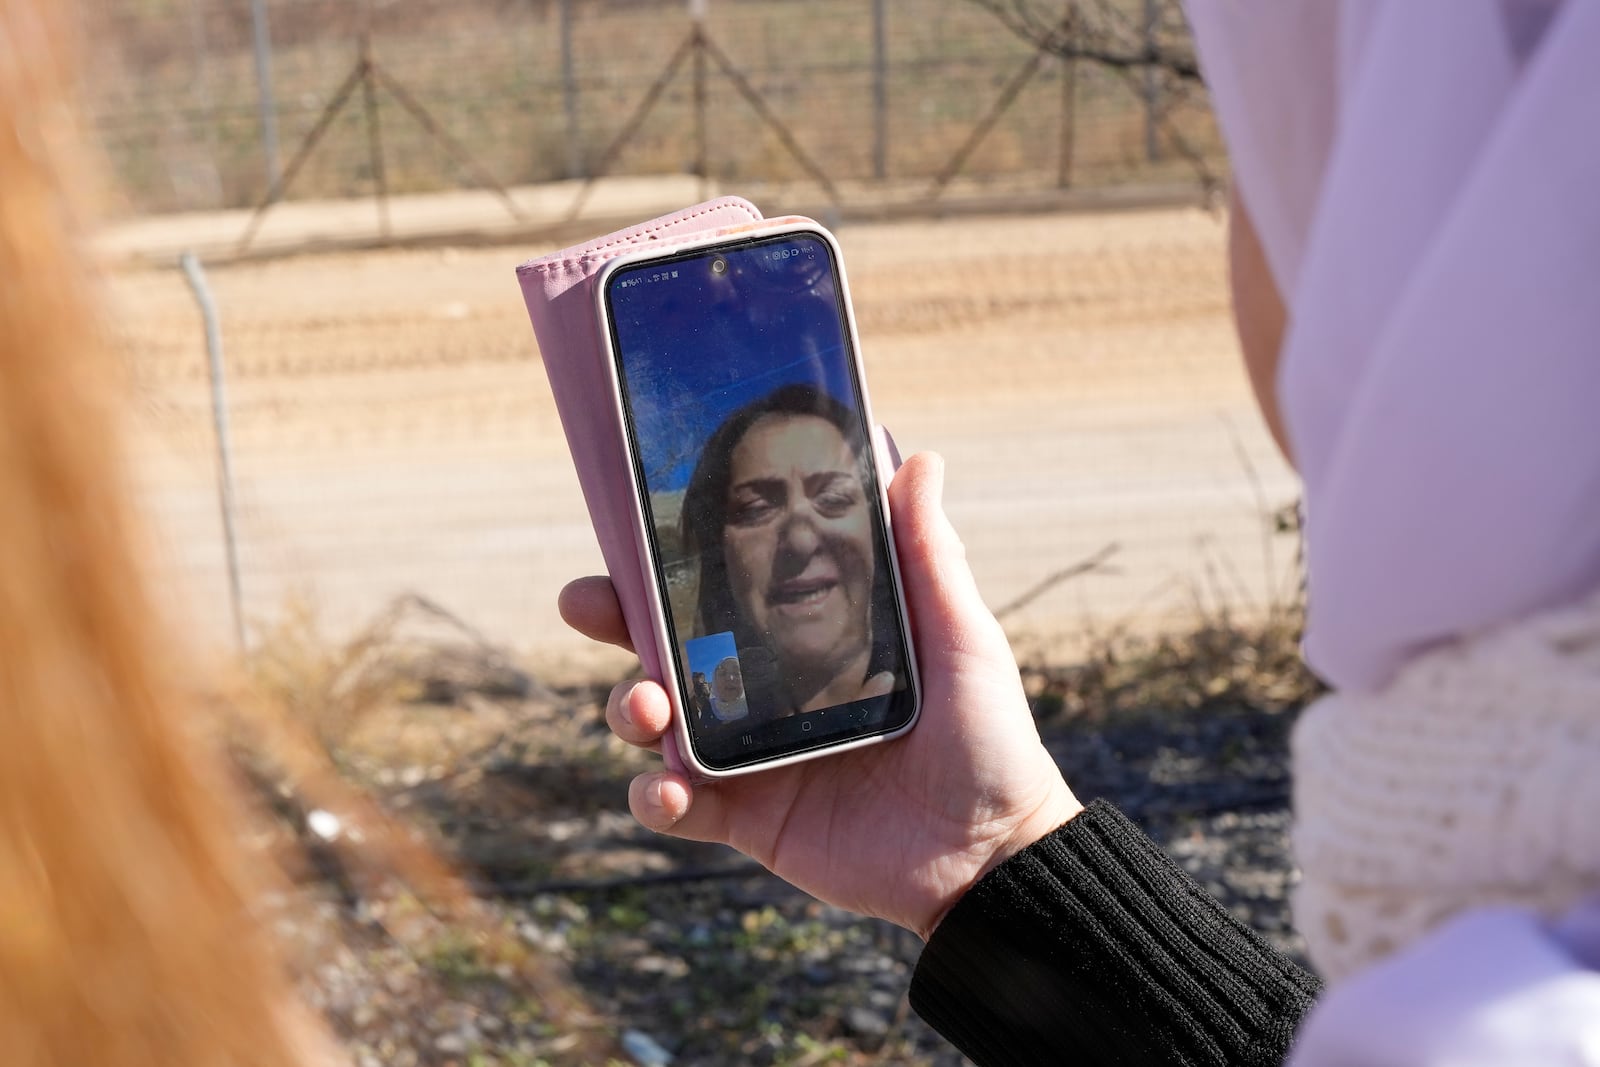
691,7,708,199
372,64,526,221
871,0,887,181
235,62,366,254
927,46,1049,199
1143,0,1161,163
359,38,391,240
178,252,247,654
565,32,697,220
561,0,583,178
702,35,841,203
249,0,281,190
1058,4,1075,188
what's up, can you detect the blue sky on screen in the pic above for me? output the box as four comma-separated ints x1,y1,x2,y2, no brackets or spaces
609,236,859,494
684,630,738,683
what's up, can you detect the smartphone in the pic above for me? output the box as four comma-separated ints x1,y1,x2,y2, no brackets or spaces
596,223,920,777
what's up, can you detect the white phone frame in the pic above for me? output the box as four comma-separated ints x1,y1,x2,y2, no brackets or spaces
594,221,922,779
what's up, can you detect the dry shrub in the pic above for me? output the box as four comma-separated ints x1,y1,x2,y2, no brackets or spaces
222,599,624,1061
1024,605,1322,724
245,596,417,763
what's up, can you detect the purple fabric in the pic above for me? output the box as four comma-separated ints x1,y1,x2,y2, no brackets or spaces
1187,0,1600,1056
1188,0,1600,692
1289,899,1600,1066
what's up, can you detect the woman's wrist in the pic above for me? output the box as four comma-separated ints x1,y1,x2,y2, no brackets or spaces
977,781,1085,887
921,781,1085,939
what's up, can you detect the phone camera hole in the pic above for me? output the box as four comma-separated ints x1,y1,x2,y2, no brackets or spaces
711,257,727,275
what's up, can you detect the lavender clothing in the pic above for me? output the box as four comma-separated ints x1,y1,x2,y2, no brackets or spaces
1289,900,1600,1066
1183,2,1600,1060
1187,0,1600,693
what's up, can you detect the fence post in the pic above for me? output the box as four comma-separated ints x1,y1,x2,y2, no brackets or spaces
179,252,248,654
1058,4,1076,188
561,0,583,178
249,0,281,190
690,0,708,199
1143,0,1162,163
872,0,887,180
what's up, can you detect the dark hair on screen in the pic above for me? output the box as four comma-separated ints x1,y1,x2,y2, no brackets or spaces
680,384,898,688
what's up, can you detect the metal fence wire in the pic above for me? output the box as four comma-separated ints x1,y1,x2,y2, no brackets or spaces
81,0,1222,216
100,0,1305,670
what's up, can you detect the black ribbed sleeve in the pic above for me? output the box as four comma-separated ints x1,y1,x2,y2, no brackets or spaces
910,801,1321,1067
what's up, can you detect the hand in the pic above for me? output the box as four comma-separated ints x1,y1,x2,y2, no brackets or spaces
559,453,1083,938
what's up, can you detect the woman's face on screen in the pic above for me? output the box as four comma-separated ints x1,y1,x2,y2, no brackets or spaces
721,413,874,686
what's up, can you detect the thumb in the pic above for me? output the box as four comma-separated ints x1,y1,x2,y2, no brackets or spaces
887,452,1006,657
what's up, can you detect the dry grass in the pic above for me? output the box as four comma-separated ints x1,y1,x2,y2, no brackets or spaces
214,582,1318,1064
245,595,415,761
217,595,631,1063
1023,600,1320,725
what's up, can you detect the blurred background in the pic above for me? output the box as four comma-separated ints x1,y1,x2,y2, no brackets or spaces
79,1,1310,1064
86,0,1214,214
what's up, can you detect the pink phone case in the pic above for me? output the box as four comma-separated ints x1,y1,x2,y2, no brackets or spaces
516,198,904,777
517,198,774,775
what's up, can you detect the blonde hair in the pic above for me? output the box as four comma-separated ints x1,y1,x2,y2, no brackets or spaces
0,3,329,1063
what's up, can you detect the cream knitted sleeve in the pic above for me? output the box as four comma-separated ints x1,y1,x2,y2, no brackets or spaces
1291,594,1600,982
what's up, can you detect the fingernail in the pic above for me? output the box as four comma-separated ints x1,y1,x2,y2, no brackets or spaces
618,683,636,728
646,777,666,811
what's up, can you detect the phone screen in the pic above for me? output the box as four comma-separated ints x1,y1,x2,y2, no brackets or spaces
604,232,917,771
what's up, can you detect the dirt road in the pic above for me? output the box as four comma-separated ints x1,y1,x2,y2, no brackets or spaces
113,205,1298,675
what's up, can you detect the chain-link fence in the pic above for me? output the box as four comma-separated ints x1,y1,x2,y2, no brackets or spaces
92,0,1304,673
82,0,1221,217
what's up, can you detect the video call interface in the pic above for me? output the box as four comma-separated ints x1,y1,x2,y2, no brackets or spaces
607,234,914,768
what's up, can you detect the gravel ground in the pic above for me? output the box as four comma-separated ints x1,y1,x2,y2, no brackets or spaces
266,658,1312,1067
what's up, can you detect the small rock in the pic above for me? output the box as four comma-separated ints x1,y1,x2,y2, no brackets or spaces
634,954,689,978
620,1028,674,1066
802,964,834,985
307,809,342,841
518,921,567,954
843,1007,890,1039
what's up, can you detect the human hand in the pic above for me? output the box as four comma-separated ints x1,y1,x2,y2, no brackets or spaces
559,452,1083,938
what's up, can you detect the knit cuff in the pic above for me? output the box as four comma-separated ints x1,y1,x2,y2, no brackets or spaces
910,801,1321,1067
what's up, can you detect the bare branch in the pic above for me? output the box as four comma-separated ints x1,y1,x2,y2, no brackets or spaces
964,0,1203,81
994,543,1121,622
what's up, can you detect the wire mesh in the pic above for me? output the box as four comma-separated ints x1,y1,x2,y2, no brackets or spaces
79,0,1221,215
91,0,1296,667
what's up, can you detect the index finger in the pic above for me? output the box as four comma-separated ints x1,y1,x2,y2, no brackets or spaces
557,576,635,653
